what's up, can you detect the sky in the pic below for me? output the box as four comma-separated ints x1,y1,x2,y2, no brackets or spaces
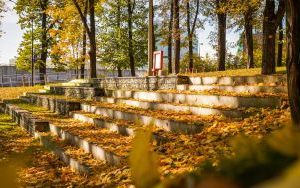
0,1,239,65
0,1,23,65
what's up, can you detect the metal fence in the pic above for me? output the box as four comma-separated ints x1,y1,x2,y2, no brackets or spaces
0,73,78,87
0,70,148,87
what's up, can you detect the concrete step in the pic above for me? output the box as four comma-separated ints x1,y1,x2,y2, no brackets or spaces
176,85,287,94
0,101,99,175
20,93,207,134
105,90,283,108
81,103,205,134
49,86,104,99
4,100,130,165
37,133,96,175
71,111,169,145
188,75,287,85
95,96,251,118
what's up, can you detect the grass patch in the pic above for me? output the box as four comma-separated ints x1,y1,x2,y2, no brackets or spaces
181,67,286,77
0,86,42,102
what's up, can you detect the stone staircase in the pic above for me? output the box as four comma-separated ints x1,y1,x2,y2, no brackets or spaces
0,74,288,185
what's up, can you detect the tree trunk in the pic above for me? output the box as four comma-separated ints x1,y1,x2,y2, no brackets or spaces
89,0,97,78
167,0,174,74
262,0,276,74
217,0,226,71
127,0,136,77
81,28,86,79
262,0,285,75
277,20,284,67
148,0,154,76
286,0,300,126
173,0,180,74
117,66,122,77
186,1,193,72
244,11,254,69
80,3,88,79
40,0,48,85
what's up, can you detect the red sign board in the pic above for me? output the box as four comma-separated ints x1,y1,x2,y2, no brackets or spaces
153,51,164,71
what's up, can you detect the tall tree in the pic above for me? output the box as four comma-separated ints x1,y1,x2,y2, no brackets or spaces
167,0,174,74
277,19,284,67
261,0,285,75
81,1,88,79
216,0,226,71
72,0,97,78
185,0,200,72
127,0,135,76
148,0,154,76
15,0,58,84
227,0,261,69
285,0,300,126
173,0,180,74
97,0,148,75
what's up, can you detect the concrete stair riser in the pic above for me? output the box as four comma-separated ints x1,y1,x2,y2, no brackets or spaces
36,133,92,175
21,94,81,115
72,113,135,136
188,75,287,85
96,97,250,118
0,103,91,175
105,90,282,108
49,124,122,165
176,85,288,94
81,104,203,134
21,94,204,134
72,112,168,145
49,86,104,99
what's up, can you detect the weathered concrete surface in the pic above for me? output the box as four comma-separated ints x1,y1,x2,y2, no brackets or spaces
36,133,92,175
188,75,287,85
21,94,81,115
72,112,135,136
80,104,204,134
91,76,189,91
72,112,168,145
49,124,121,165
49,86,104,99
21,94,205,134
96,97,250,118
1,101,121,173
105,90,283,108
176,85,288,94
1,102,49,135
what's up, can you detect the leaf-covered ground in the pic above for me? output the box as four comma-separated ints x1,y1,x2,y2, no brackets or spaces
0,86,292,187
0,86,42,101
181,66,286,77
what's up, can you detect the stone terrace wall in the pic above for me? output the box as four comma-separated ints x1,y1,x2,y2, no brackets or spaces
91,76,189,91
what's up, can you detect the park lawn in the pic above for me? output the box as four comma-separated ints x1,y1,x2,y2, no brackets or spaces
0,86,42,101
181,66,286,77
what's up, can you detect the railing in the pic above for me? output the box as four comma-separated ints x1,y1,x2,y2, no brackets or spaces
0,73,81,87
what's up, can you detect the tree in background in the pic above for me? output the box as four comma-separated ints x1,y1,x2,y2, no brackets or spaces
97,0,148,76
173,0,181,74
15,0,60,84
277,19,284,67
47,0,86,76
202,0,228,71
285,0,300,126
185,0,200,72
228,0,261,69
216,0,227,71
261,0,285,75
157,0,174,74
71,0,99,78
